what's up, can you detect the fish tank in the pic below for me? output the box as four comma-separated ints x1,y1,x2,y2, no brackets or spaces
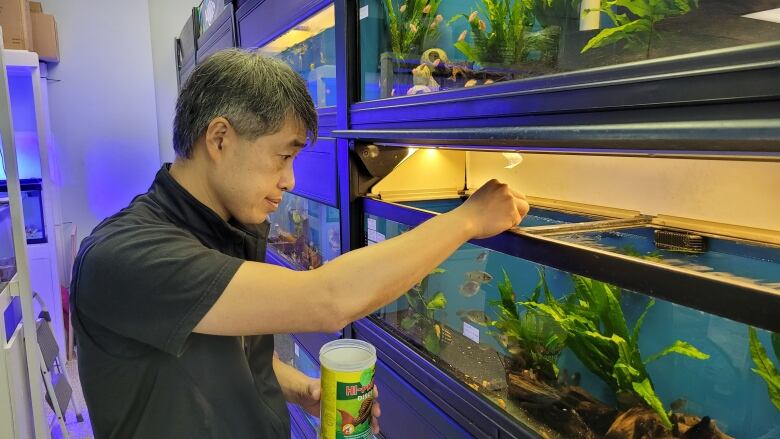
0,179,45,244
267,192,341,270
358,0,780,100
197,0,226,36
275,333,322,433
258,4,337,108
364,203,780,438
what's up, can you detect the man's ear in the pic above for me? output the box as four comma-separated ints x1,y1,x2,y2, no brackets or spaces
204,117,231,161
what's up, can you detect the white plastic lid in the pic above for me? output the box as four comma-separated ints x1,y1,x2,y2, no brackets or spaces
319,339,376,372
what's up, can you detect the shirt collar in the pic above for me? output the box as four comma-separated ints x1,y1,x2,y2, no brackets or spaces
149,164,269,255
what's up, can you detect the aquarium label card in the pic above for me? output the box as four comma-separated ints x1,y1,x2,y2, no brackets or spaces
359,5,369,20
463,322,480,344
367,218,376,231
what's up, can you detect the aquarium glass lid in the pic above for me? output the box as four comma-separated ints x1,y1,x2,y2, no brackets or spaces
548,226,780,289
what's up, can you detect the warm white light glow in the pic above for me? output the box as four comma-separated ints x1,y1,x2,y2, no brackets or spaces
742,8,780,24
502,152,523,169
258,5,335,56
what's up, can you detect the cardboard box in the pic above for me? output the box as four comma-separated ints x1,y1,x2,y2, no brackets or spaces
30,11,58,62
0,0,34,51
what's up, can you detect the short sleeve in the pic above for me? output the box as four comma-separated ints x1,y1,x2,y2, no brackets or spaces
73,222,244,356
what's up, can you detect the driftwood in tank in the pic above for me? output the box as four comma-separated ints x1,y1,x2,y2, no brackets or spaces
507,371,621,438
605,408,734,439
561,386,619,436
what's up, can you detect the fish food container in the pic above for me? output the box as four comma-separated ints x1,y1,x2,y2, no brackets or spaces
319,339,376,439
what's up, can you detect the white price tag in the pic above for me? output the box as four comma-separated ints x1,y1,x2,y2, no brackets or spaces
367,229,376,242
374,232,385,242
294,343,299,357
463,322,480,344
367,217,377,231
359,5,369,20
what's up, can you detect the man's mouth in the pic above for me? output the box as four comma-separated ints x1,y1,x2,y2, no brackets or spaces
265,197,282,209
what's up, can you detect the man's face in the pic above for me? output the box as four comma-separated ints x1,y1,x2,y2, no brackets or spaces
214,116,306,224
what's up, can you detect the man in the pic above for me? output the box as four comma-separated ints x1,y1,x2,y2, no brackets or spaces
71,49,530,438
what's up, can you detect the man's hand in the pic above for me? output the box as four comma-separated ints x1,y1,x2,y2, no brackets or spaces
297,378,382,435
453,179,530,239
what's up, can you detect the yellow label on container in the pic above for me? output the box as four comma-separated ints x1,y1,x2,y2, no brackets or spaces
320,364,375,439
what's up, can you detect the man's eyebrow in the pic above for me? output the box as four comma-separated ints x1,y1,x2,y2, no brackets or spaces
291,139,307,148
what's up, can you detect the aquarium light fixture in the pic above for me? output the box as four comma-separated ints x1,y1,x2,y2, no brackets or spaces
742,8,780,24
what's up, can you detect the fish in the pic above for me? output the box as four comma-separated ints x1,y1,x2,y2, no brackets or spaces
459,280,482,297
465,271,493,283
476,251,489,263
457,309,491,326
670,398,687,412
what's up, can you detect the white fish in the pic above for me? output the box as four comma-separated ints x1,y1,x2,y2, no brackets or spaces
459,280,482,297
465,271,493,283
457,309,491,326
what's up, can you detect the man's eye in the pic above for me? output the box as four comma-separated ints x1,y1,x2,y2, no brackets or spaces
280,155,293,160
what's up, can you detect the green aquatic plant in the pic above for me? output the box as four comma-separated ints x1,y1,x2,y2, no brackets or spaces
450,0,558,66
748,327,780,412
489,268,566,381
400,267,447,354
521,275,709,429
581,0,699,57
383,0,443,59
620,244,663,261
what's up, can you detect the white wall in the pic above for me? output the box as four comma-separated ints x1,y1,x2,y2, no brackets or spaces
147,0,197,164
39,0,161,243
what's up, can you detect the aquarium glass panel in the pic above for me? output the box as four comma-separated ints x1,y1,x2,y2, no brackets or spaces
274,334,322,431
399,198,608,226
366,212,780,438
0,180,46,244
0,202,16,284
259,5,337,108
268,192,341,270
551,226,780,290
198,0,226,36
358,0,780,100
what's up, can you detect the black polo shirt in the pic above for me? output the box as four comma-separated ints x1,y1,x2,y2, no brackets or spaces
71,164,290,438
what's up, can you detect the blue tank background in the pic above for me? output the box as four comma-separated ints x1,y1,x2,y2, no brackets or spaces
366,203,780,438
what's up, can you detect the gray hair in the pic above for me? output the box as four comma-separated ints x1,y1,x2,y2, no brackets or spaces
173,49,318,158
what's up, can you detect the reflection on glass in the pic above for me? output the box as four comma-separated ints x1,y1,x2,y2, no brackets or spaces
0,180,46,243
399,198,607,226
553,227,780,290
259,5,337,107
360,0,780,100
274,334,322,431
0,201,16,283
367,212,780,438
198,0,226,35
268,192,341,270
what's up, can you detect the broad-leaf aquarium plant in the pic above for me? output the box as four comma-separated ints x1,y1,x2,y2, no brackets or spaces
451,0,558,66
400,267,448,354
383,0,444,60
749,327,780,412
581,0,699,57
522,275,709,430
489,269,566,381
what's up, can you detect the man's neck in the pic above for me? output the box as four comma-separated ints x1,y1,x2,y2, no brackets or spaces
169,159,230,221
